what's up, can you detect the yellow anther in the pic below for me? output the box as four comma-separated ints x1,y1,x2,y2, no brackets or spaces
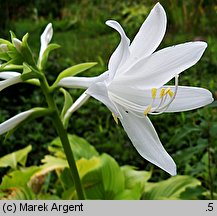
112,113,119,124
160,88,165,98
151,88,157,99
144,105,152,116
168,89,174,97
165,88,171,94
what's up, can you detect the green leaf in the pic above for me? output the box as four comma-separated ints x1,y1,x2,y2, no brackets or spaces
60,88,73,127
0,166,40,189
121,165,151,190
53,62,97,86
114,187,141,200
0,38,13,46
9,31,17,41
0,52,10,61
1,186,36,200
0,145,32,169
18,33,36,67
49,134,99,160
142,175,201,200
114,166,152,200
79,154,125,199
38,43,60,70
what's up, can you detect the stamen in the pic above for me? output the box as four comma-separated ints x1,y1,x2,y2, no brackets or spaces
164,88,171,95
112,113,119,124
150,74,179,115
144,105,152,116
168,89,174,97
160,88,165,98
151,88,157,99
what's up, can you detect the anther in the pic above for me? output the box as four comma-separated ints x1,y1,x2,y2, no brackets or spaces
144,105,152,116
151,88,157,99
168,89,174,97
160,88,165,98
112,113,119,124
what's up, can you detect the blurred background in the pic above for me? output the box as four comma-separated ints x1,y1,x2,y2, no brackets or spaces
0,0,217,198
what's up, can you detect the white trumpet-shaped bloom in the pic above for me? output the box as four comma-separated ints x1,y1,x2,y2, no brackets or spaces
0,75,22,92
0,110,34,135
58,3,213,175
39,23,53,60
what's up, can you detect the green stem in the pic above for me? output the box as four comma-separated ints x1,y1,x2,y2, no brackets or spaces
39,75,85,200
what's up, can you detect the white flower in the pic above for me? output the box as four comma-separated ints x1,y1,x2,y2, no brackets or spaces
39,23,53,61
0,110,34,135
0,108,48,135
0,75,22,92
58,3,214,175
0,71,21,80
12,38,22,53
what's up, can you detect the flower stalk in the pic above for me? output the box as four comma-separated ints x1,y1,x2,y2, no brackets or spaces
39,74,85,200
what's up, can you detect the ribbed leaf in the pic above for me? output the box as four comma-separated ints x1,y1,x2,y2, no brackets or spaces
143,175,201,200
79,154,125,199
0,145,32,169
49,134,99,160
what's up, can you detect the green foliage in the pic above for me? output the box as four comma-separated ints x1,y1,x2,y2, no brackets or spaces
142,175,201,200
1,134,212,200
0,145,31,169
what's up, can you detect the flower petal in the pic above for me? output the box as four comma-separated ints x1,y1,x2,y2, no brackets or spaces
86,81,121,117
39,23,53,59
106,20,130,81
0,75,22,92
129,3,166,62
64,91,90,119
0,72,21,79
57,71,109,89
160,86,214,112
114,41,207,89
117,105,176,175
0,110,34,135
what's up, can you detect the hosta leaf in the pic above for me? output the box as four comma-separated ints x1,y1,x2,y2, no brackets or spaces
0,145,32,169
121,166,151,191
142,175,201,200
0,166,40,189
79,154,125,199
49,134,99,160
1,186,36,200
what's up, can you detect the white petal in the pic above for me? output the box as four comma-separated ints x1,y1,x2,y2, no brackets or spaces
86,81,121,117
129,3,166,62
162,86,214,112
0,72,21,79
0,76,22,92
39,23,53,59
117,105,176,175
0,110,34,135
57,71,109,89
106,20,130,81
12,38,22,53
64,92,90,120
114,41,207,89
